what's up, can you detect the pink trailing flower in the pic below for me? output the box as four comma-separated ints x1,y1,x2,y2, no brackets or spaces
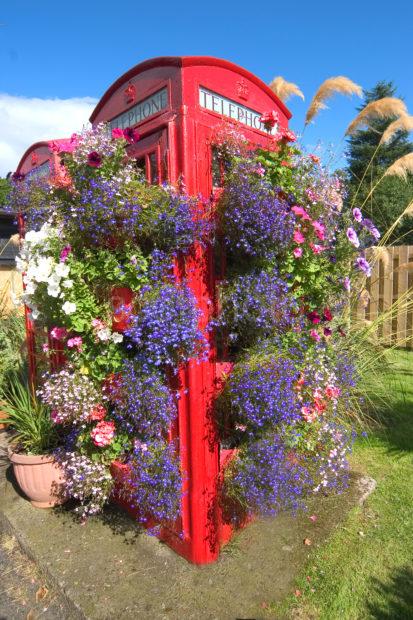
313,399,326,413
50,326,68,340
292,206,311,220
254,164,266,176
312,220,325,240
301,406,317,423
87,151,102,168
310,329,321,342
90,420,116,447
309,242,326,254
260,110,279,129
325,385,341,399
89,404,106,422
293,247,303,258
67,336,83,351
293,230,305,244
60,245,72,262
42,343,49,353
51,409,65,424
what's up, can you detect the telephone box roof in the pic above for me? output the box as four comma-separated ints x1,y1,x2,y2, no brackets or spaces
16,139,67,175
90,55,291,124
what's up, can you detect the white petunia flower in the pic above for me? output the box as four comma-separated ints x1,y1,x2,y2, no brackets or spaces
62,301,77,315
62,279,74,289
55,262,70,278
112,332,124,344
33,256,54,283
15,256,27,273
47,284,61,298
96,327,111,342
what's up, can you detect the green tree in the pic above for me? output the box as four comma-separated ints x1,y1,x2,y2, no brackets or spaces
346,81,413,244
0,177,10,209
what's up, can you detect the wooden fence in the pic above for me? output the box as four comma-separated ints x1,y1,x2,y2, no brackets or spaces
356,245,413,349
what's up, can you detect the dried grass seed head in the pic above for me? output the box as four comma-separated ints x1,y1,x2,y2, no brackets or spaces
269,76,305,102
305,76,362,125
346,97,408,135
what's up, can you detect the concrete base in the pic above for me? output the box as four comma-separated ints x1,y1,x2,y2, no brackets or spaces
0,434,364,620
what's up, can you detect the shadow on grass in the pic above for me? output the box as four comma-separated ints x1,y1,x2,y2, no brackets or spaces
366,565,413,619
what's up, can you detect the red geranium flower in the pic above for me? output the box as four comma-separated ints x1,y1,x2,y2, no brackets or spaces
260,110,279,129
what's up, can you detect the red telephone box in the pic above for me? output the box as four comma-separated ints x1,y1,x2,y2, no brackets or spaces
16,140,69,386
90,56,291,564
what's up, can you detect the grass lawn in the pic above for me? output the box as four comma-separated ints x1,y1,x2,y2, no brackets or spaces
272,349,413,619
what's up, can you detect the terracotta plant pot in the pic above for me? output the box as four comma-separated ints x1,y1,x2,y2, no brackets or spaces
9,450,67,509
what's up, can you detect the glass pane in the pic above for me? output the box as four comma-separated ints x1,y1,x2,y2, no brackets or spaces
211,146,222,187
149,152,158,184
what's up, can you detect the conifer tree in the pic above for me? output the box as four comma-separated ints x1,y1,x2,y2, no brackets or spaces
346,81,413,244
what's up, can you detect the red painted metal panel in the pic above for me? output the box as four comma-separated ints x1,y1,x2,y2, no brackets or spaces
89,55,291,564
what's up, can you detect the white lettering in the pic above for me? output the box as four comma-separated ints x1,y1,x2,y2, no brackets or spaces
199,86,278,135
109,87,168,130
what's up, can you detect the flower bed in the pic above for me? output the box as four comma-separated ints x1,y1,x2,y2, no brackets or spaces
7,119,378,539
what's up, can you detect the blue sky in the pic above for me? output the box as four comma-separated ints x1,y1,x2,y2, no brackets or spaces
1,0,412,174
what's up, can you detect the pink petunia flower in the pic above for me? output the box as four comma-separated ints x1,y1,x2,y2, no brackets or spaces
293,247,303,258
294,230,305,244
292,206,311,220
90,420,115,447
60,245,72,262
312,220,325,240
111,128,124,139
122,127,140,144
310,329,321,342
307,311,321,324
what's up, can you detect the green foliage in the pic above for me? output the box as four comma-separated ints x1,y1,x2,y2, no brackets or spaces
346,80,413,243
1,372,58,454
0,287,26,393
0,177,10,207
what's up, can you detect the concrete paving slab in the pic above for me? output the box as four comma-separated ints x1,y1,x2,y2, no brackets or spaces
0,433,362,620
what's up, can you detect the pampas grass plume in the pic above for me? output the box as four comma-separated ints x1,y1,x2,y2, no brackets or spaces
346,97,408,135
380,114,413,144
384,153,413,181
269,76,304,102
305,76,362,125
